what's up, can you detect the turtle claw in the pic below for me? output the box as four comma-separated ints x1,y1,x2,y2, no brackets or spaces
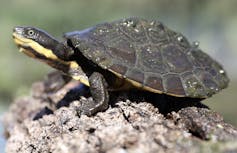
76,107,92,116
76,99,96,116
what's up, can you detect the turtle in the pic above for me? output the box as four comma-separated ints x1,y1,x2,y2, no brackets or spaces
12,17,229,115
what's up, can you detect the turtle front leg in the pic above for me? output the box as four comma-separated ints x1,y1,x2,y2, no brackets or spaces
78,72,109,116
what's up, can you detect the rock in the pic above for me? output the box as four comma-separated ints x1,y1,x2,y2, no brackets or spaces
3,80,237,153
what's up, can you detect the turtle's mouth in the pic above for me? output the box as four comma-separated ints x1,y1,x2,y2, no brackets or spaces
13,32,59,60
13,32,71,67
13,33,37,58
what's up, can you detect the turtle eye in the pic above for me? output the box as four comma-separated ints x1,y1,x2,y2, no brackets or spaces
27,30,35,36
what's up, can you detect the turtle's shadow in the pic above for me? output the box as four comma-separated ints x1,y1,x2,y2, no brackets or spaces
56,84,90,109
110,90,209,115
33,86,208,120
56,87,209,115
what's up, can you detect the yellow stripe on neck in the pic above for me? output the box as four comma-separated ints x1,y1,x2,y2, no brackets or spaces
13,33,58,60
13,33,90,87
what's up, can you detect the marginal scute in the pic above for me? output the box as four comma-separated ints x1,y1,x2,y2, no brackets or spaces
126,68,144,83
164,74,186,96
145,75,164,91
109,64,127,76
211,62,229,89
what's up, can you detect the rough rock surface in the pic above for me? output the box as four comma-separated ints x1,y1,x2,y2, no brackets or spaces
3,79,237,153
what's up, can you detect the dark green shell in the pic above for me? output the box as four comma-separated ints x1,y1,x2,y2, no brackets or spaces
64,17,229,98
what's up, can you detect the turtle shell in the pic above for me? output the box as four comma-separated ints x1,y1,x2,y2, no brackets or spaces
64,17,229,98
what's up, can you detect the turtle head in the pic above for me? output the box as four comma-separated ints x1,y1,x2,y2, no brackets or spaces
13,26,89,86
13,26,74,60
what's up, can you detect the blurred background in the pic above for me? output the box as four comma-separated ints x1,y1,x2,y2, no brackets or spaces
0,0,236,150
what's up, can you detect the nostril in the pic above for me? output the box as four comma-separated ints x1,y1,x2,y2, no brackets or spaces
13,26,24,34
